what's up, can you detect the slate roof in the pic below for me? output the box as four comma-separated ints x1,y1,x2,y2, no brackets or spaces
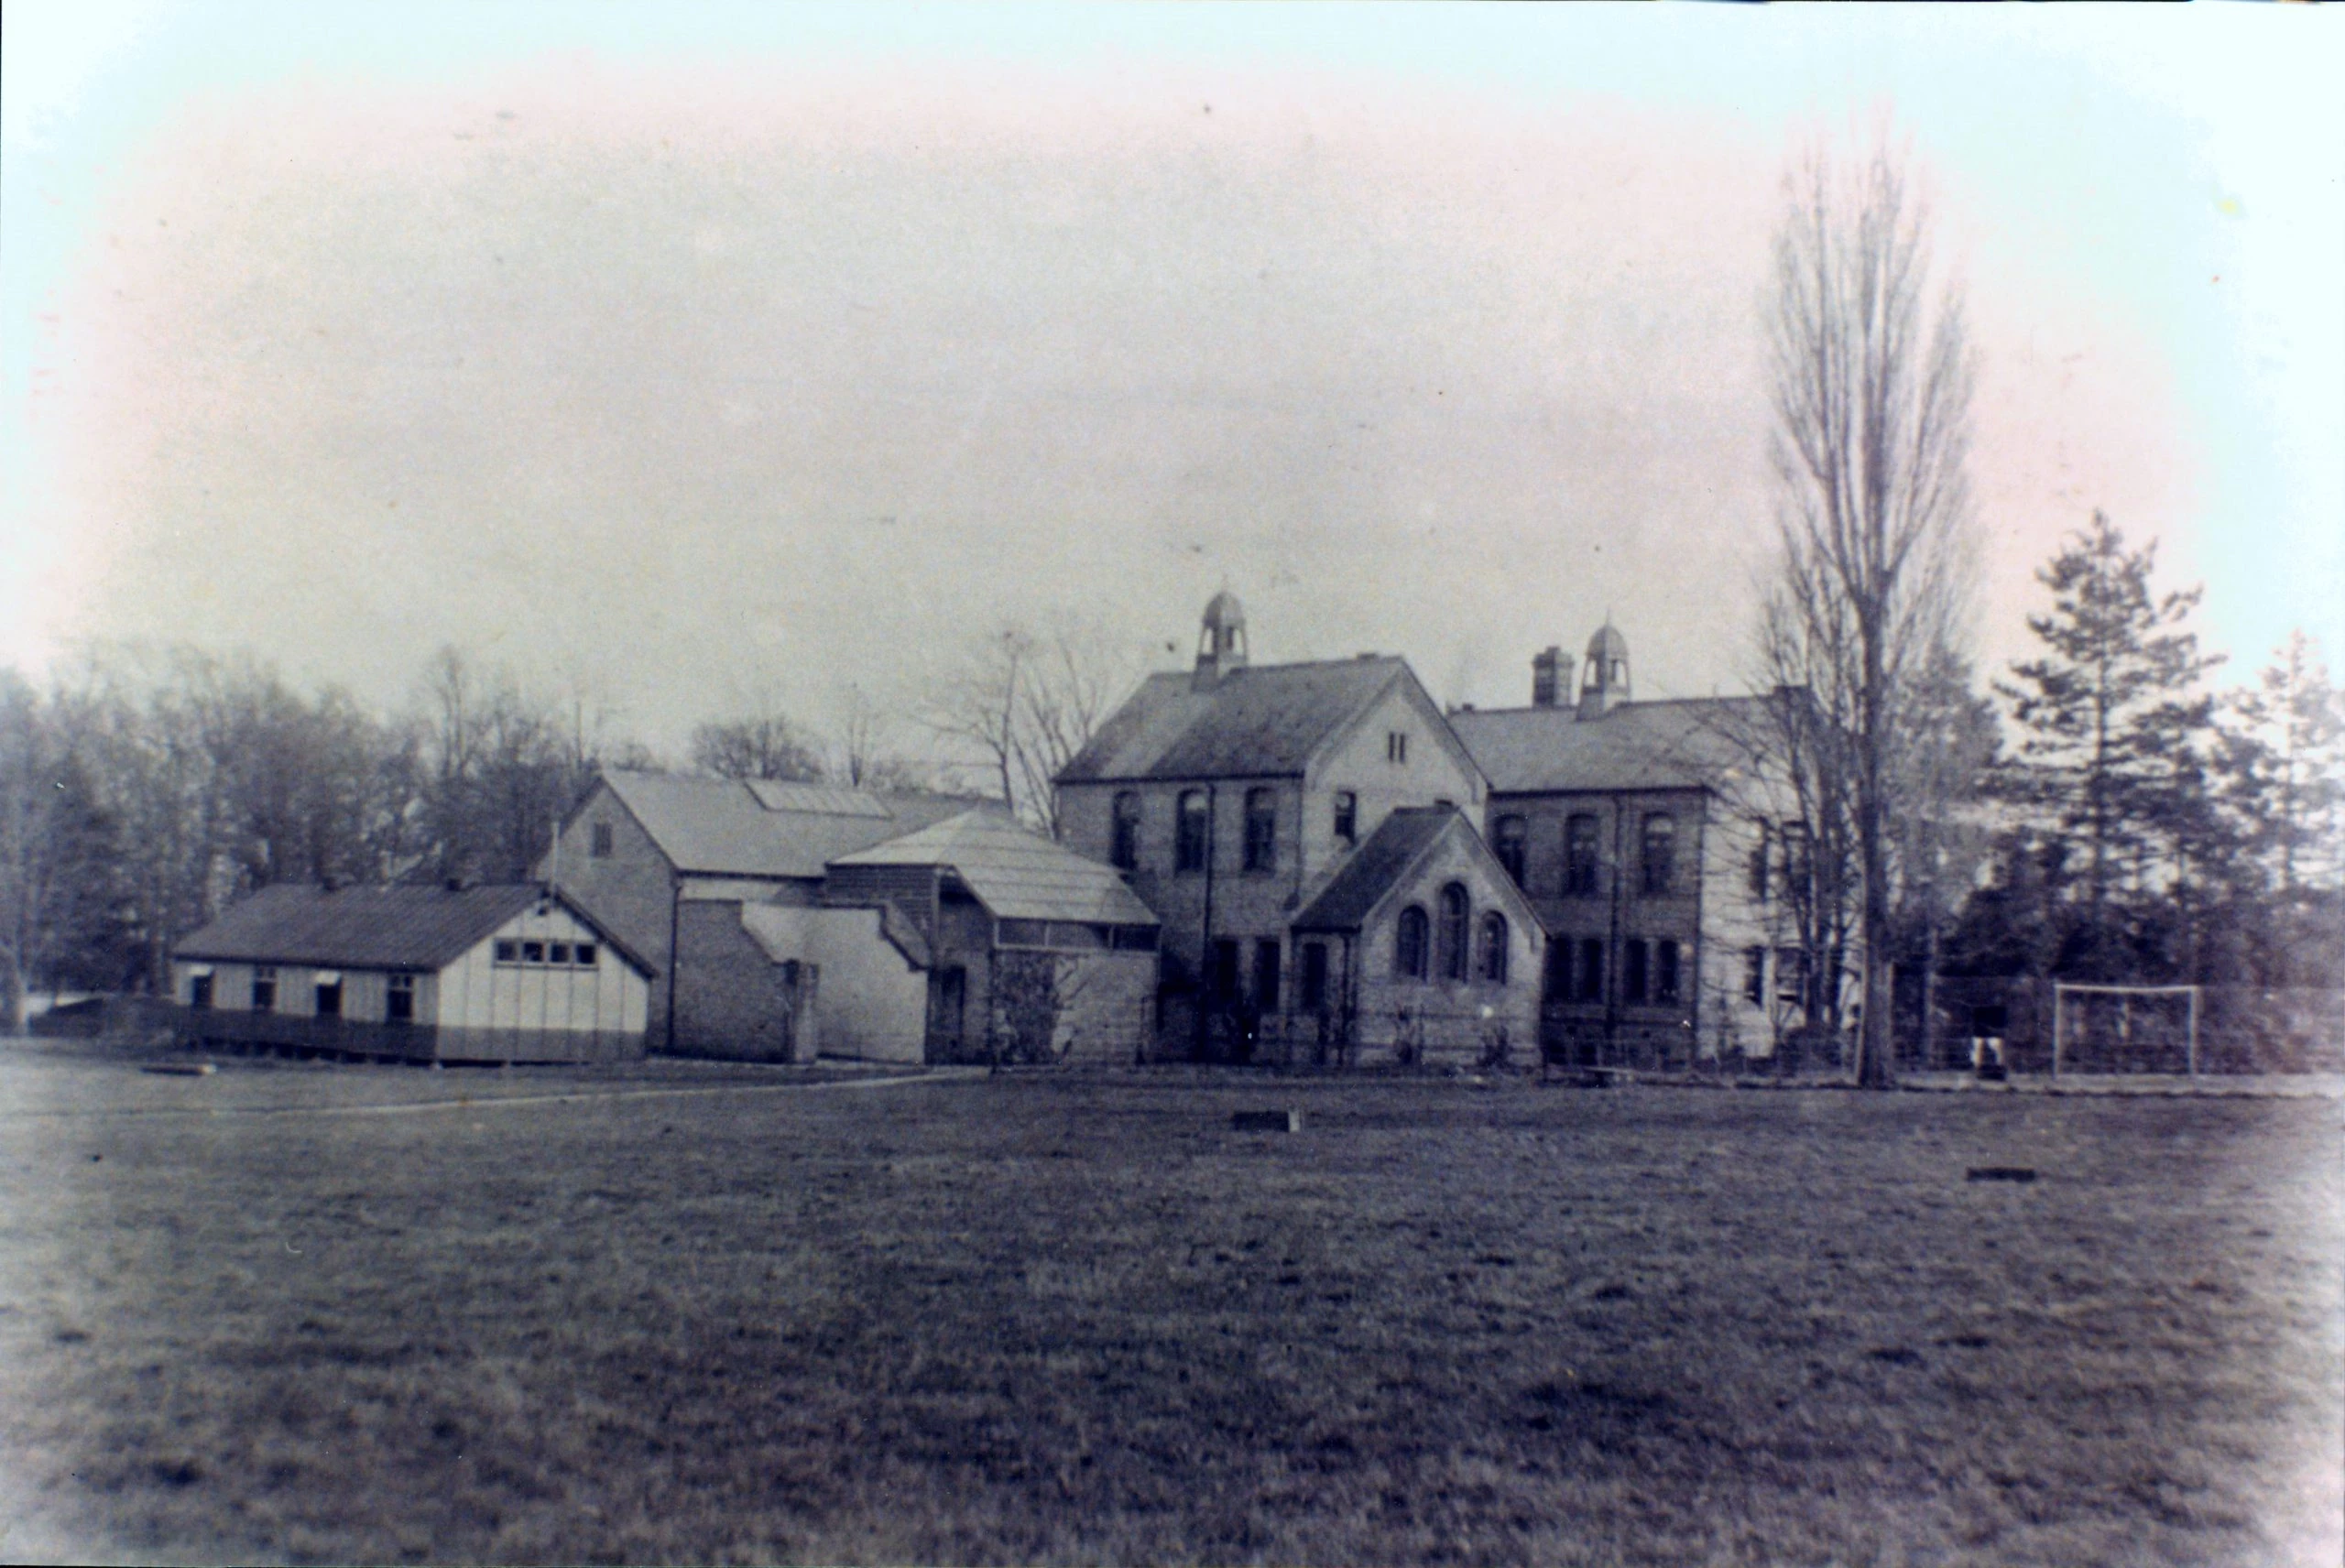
1291,808,1465,931
175,884,655,975
1448,695,1774,795
594,770,984,878
831,810,1160,928
1057,657,1413,783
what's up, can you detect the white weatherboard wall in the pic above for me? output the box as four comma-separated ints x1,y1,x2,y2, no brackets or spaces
436,904,649,1036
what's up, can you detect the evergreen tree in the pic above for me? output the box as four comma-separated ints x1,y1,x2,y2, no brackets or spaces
1997,511,2223,978
2219,631,2345,984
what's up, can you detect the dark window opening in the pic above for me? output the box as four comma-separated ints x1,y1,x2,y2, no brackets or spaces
1300,942,1330,1012
1641,814,1675,896
250,968,276,1012
1544,935,1573,1000
1655,939,1680,1004
1478,912,1510,984
1244,788,1277,873
1623,940,1649,1004
590,821,615,858
1494,815,1527,887
1395,906,1429,981
1111,792,1141,871
1436,884,1469,982
521,941,546,964
1776,947,1807,1009
1781,822,1812,899
1333,790,1358,845
1744,946,1767,1006
1253,940,1282,1011
1749,823,1771,900
574,942,597,966
495,939,520,964
549,942,572,964
189,974,213,1010
1387,732,1409,764
1176,790,1209,874
1578,937,1605,1003
315,981,343,1018
387,974,416,1024
1211,940,1243,1004
1565,814,1600,896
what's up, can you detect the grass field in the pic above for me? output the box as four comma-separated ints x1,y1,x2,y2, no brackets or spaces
1,1047,2339,1566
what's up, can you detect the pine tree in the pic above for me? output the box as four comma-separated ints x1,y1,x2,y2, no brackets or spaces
1997,512,2223,978
2219,631,2345,984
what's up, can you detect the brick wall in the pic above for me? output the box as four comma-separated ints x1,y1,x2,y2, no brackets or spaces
670,900,799,1062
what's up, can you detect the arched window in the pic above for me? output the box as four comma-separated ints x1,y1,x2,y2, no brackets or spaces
1493,815,1527,887
1437,883,1470,981
1641,813,1675,895
1394,906,1429,980
1176,790,1209,874
1565,813,1600,895
1243,787,1277,872
1111,791,1141,871
1478,912,1510,984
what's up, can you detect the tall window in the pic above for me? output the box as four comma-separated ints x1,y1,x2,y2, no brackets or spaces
1176,789,1209,874
315,978,344,1018
250,966,277,1012
1775,946,1807,1010
1253,940,1282,1010
1623,939,1649,1004
1655,940,1680,1005
1544,935,1572,999
189,973,213,1010
1387,732,1409,764
1395,906,1430,980
1300,942,1330,1012
1436,884,1470,981
1494,816,1527,887
387,973,416,1024
1781,822,1812,900
1577,938,1604,1003
1565,814,1599,896
1641,814,1675,895
1212,940,1242,1003
1744,946,1767,1006
1332,790,1358,845
1111,792,1141,871
591,821,615,858
1478,913,1510,984
1243,788,1277,873
1748,822,1771,900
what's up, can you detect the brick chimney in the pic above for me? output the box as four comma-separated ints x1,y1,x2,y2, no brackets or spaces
1532,646,1573,708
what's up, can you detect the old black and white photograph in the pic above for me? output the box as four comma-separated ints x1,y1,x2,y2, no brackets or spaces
3,3,2342,1563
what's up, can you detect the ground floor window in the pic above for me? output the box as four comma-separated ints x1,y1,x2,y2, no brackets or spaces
1744,946,1766,1006
189,974,213,1010
315,979,343,1018
387,973,416,1023
1578,938,1604,1003
1655,940,1680,1005
250,966,277,1012
1299,942,1329,1012
1623,939,1649,1004
1253,940,1281,1011
1211,940,1242,1004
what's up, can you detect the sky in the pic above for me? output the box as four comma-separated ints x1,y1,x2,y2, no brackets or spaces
5,3,2340,759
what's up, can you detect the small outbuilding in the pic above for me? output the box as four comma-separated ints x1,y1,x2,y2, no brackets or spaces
170,883,656,1063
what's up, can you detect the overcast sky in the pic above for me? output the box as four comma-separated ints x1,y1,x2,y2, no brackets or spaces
5,4,2340,757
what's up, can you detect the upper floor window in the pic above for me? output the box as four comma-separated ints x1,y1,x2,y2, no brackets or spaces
1564,813,1600,896
1744,946,1767,1006
1333,790,1358,845
1494,815,1527,887
1577,937,1605,1003
1243,788,1277,873
1436,883,1470,982
1386,732,1409,765
1394,906,1429,981
1641,813,1675,895
591,821,615,859
1111,792,1141,871
1478,912,1510,984
1780,821,1812,900
1176,789,1209,874
1748,822,1771,901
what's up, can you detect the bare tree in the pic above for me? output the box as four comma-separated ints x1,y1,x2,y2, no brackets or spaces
826,685,933,793
925,618,1139,834
1763,122,1979,1087
690,714,826,783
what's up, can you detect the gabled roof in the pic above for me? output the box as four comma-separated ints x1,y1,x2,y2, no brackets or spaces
590,769,984,878
1292,808,1461,931
175,884,655,975
830,809,1160,928
1449,695,1774,795
1057,657,1416,783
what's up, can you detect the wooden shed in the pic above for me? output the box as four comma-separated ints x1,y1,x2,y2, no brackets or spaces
170,883,655,1063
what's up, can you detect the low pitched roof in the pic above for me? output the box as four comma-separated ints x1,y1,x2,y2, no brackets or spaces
594,769,984,878
830,809,1160,928
1292,808,1461,931
175,884,655,975
1448,695,1773,795
1057,657,1415,783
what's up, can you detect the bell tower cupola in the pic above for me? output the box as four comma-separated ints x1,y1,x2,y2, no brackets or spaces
1194,591,1249,691
1578,621,1631,718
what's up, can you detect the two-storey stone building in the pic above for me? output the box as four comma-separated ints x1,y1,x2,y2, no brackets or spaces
1058,594,1543,1064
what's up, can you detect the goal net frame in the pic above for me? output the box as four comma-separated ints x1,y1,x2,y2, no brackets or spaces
2050,983,2203,1078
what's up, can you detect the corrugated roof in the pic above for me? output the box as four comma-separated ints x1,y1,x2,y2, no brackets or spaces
1057,658,1412,783
1449,696,1773,795
174,883,655,975
831,810,1160,927
1291,808,1461,931
597,770,983,878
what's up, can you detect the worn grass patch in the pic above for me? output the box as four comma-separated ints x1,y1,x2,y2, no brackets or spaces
0,1057,2338,1564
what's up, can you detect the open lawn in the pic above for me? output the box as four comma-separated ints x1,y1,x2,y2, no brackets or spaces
1,1048,2339,1565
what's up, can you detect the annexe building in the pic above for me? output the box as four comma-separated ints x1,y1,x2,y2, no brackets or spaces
171,882,655,1063
1058,594,1543,1064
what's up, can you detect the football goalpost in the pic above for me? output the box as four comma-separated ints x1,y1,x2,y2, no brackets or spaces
2050,983,2202,1079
